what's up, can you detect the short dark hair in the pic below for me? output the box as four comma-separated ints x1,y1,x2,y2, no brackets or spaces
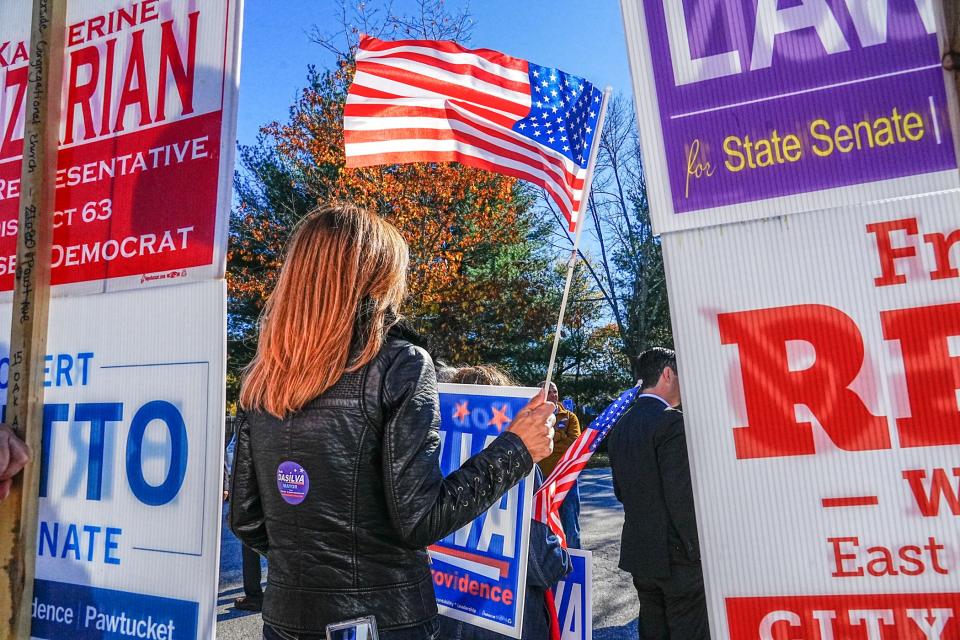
632,347,676,390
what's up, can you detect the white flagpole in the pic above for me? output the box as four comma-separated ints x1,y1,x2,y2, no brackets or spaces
542,86,612,398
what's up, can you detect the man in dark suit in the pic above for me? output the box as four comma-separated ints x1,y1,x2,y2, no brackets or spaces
607,347,708,640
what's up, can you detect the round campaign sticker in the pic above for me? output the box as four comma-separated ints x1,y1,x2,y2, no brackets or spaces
276,461,310,505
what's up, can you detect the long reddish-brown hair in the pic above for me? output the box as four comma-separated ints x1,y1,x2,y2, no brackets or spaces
240,203,409,417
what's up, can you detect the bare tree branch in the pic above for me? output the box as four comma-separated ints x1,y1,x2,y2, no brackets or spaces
536,190,617,310
309,0,472,59
533,92,671,361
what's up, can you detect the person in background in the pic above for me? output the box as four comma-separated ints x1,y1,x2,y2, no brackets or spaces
230,204,556,640
440,365,572,640
449,364,514,386
0,424,29,502
537,384,582,548
224,418,265,612
435,359,459,384
607,348,707,640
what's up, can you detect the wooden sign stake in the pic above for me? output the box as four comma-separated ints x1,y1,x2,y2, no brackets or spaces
0,1,66,638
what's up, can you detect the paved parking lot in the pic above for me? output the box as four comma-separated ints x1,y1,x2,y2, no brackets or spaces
217,468,637,639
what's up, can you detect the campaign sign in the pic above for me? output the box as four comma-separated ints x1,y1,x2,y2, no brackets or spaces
554,549,592,640
619,0,960,232
660,190,960,638
432,383,536,639
0,0,243,295
0,280,226,639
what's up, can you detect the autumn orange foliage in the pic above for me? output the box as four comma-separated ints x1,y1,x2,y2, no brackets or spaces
228,62,557,373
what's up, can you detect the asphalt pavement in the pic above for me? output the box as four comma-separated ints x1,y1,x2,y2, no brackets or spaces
216,468,637,639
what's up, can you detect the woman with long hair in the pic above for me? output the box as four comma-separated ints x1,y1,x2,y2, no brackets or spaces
230,204,556,640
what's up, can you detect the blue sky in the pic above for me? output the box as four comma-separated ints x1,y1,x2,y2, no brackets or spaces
235,0,633,146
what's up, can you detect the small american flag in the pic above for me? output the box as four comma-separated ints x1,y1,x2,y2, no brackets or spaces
535,386,640,546
344,35,603,230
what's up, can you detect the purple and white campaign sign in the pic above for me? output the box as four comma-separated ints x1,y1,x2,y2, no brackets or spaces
622,2,960,639
620,0,960,232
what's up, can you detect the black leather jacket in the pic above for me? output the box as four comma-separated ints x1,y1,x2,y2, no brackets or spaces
229,334,534,633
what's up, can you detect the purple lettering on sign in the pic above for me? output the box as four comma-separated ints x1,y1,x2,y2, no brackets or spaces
276,461,309,505
640,0,957,213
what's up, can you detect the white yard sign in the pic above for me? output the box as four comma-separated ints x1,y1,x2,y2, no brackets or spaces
0,280,228,640
661,191,960,638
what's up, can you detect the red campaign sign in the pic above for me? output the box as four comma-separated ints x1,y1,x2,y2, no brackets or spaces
727,593,960,639
0,0,241,294
0,112,221,288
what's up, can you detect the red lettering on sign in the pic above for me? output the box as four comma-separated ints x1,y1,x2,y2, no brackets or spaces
924,229,960,281
829,536,948,578
828,537,864,577
57,11,200,146
880,302,960,448
902,468,960,517
726,593,960,640
1,66,27,158
718,305,889,459
867,218,918,287
0,41,28,68
156,12,198,121
115,29,153,133
64,46,101,145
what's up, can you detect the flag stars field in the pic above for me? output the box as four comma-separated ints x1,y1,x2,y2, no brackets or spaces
453,401,470,423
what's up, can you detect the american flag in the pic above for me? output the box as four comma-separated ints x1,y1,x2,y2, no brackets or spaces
343,35,603,231
535,386,640,546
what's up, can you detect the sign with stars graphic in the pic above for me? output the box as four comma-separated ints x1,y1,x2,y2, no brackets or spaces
429,383,539,638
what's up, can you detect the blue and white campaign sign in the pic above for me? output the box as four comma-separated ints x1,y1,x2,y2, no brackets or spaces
554,549,593,640
0,280,226,639
432,383,537,639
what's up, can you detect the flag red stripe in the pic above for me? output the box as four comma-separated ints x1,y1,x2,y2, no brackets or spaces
542,432,596,483
536,389,642,540
356,60,530,118
359,34,529,72
343,131,579,213
347,86,519,129
344,104,584,189
361,50,531,94
344,148,577,221
344,83,407,101
535,427,602,538
451,100,523,130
